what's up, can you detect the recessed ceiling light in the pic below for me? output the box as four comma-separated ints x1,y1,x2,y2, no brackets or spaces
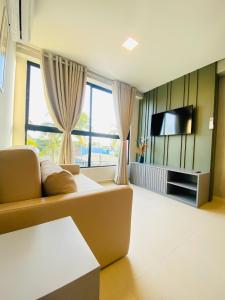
122,37,138,51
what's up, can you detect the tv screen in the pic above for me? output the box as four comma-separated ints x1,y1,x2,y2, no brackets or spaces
151,105,194,136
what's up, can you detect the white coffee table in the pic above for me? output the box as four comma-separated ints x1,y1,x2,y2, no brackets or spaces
0,217,100,300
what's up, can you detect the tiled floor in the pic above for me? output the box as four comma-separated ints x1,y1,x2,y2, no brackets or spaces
100,184,225,300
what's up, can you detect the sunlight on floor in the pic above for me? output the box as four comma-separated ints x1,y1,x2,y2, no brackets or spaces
100,184,225,300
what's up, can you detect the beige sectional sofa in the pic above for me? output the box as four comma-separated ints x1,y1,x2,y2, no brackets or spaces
0,148,133,268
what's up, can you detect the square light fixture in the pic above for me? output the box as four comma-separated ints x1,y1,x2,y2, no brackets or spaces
122,37,138,51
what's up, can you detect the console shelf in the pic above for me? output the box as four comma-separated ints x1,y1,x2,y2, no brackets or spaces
167,192,197,206
167,181,197,191
166,169,209,207
130,162,210,207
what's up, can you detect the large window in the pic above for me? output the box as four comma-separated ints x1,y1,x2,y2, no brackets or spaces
25,61,122,167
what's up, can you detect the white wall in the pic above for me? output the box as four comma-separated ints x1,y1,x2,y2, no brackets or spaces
217,58,225,76
13,53,38,145
0,35,16,148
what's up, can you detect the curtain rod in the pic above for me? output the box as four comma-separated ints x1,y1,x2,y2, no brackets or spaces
16,43,143,98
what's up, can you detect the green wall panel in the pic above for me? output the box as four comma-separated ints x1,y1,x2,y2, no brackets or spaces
180,75,189,168
154,84,167,165
137,63,216,172
184,71,198,169
193,64,216,172
167,76,185,168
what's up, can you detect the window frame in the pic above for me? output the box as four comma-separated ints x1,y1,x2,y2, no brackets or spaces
25,61,128,168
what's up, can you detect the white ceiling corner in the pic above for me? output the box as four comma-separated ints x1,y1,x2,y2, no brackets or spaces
28,0,225,92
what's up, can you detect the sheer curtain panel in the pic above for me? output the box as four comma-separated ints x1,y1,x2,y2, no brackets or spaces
113,80,136,184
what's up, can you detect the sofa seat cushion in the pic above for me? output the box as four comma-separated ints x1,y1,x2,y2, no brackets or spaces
74,174,103,193
41,160,77,196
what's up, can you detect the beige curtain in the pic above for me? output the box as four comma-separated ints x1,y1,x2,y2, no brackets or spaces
41,51,87,164
113,81,136,185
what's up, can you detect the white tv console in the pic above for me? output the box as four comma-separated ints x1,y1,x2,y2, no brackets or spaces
130,162,210,207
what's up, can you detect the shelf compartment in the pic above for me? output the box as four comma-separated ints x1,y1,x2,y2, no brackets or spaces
167,181,197,191
167,171,198,189
167,184,197,207
167,192,197,207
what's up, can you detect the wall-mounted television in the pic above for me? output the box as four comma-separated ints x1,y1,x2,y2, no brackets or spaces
151,105,194,136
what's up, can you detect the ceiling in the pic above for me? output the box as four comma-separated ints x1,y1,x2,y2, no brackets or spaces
29,0,225,92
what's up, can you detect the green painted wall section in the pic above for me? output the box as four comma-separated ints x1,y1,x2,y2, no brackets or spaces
138,63,216,172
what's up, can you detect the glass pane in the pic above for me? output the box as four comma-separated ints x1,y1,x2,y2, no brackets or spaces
28,65,54,127
28,65,91,130
75,85,90,131
72,135,89,167
92,88,118,135
27,130,62,163
91,137,119,166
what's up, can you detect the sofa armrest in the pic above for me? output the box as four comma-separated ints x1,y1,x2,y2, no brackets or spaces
60,164,80,175
0,186,133,268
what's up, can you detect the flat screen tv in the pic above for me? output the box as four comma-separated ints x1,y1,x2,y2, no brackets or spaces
151,105,194,136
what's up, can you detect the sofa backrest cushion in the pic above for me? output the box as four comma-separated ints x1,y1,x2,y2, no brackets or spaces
0,148,42,203
41,160,77,196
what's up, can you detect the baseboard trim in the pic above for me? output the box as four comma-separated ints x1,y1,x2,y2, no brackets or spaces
213,196,225,203
97,179,114,184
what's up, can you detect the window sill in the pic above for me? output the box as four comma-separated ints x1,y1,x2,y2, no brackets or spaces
80,165,117,168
